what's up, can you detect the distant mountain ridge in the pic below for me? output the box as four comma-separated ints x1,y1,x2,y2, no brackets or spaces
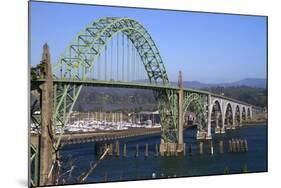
170,78,266,89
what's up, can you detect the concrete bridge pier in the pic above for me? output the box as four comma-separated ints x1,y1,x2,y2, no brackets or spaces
206,94,212,140
214,115,225,134
38,44,54,186
177,71,184,154
239,111,243,127
214,113,221,134
220,127,226,134
159,71,184,156
225,114,233,130
221,110,226,133
232,110,237,129
249,106,253,119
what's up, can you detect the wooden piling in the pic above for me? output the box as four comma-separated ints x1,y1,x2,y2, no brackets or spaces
236,139,240,152
155,144,159,157
242,139,245,152
183,143,186,156
135,144,139,157
173,143,177,156
210,141,214,156
108,143,113,156
145,144,149,158
219,140,223,153
123,144,127,157
244,139,248,152
239,139,244,152
166,144,170,157
115,140,120,157
170,144,174,156
159,143,166,157
228,140,232,152
232,139,237,152
199,142,203,154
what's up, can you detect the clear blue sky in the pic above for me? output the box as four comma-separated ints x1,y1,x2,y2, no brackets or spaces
30,1,267,83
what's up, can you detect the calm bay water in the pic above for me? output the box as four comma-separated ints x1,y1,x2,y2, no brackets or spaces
60,124,267,184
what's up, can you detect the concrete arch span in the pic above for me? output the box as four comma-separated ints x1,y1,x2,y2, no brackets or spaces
224,103,234,129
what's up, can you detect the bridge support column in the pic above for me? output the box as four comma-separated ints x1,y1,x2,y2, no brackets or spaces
232,111,237,128
239,107,243,126
39,44,54,186
250,107,253,119
206,94,212,139
159,71,184,156
214,113,221,134
215,114,219,128
221,114,225,134
220,101,225,134
177,71,184,153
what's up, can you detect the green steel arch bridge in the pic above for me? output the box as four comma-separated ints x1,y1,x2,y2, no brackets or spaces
30,17,264,186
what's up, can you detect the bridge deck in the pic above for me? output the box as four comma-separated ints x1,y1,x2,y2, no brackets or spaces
32,79,255,107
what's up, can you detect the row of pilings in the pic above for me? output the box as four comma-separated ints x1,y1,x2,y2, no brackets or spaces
95,138,248,157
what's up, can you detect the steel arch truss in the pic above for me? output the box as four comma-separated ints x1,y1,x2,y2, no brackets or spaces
53,83,82,149
30,90,41,186
183,93,207,131
52,17,175,144
155,89,178,143
54,17,169,85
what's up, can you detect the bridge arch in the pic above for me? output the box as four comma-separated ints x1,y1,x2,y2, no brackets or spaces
247,107,251,120
242,106,246,121
224,103,233,128
211,99,223,129
234,105,241,126
183,93,207,131
48,17,183,147
55,17,169,85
